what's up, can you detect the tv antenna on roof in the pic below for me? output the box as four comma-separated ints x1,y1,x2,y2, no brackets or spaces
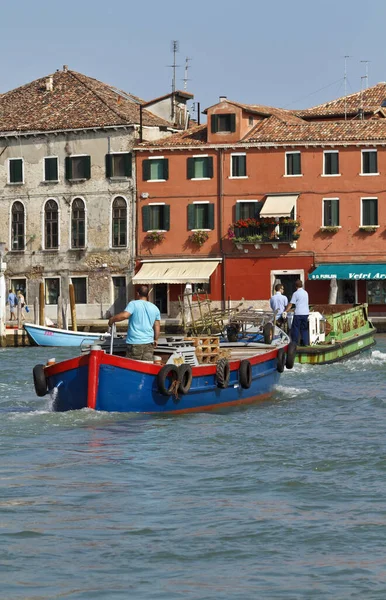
183,57,192,90
169,40,180,94
360,60,370,89
344,55,352,121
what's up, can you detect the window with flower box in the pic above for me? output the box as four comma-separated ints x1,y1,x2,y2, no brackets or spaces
142,204,170,231
188,203,214,230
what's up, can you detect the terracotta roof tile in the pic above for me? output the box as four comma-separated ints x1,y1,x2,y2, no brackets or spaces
0,69,173,134
295,82,386,118
136,124,208,147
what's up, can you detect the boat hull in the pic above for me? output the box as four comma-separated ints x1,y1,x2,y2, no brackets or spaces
24,323,107,347
296,329,375,365
44,348,283,414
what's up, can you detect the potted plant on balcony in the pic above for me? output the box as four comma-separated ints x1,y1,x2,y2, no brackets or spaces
145,231,166,244
359,225,378,233
245,234,263,249
189,230,210,247
232,236,247,250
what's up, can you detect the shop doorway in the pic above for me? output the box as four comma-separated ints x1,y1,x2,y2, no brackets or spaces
338,280,356,304
271,271,303,301
10,278,27,302
112,277,127,314
153,284,168,315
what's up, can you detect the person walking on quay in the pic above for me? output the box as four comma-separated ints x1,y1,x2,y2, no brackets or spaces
17,290,26,321
285,279,310,346
270,282,288,328
7,289,17,321
108,284,161,361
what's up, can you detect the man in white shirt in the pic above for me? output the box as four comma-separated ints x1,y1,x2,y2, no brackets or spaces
285,279,310,346
270,283,288,326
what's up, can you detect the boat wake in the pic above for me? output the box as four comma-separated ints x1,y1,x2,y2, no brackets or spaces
275,384,310,398
345,349,386,368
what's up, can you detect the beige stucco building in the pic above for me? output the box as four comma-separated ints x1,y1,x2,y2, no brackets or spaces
0,67,190,320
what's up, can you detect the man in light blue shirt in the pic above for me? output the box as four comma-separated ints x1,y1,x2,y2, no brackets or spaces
285,279,310,346
108,285,161,361
270,283,288,323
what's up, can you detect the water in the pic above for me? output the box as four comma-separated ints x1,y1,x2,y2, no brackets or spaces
1,338,386,599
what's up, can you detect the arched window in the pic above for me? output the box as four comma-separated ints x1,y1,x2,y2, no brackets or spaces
71,198,85,248
11,201,25,250
45,199,59,249
112,197,127,247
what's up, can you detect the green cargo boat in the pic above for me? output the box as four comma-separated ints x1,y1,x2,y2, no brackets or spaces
294,303,376,365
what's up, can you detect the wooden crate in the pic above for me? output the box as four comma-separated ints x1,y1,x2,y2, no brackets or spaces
185,336,220,364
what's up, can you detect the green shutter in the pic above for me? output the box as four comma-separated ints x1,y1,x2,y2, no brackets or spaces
142,159,150,181
235,203,241,221
208,204,215,229
84,155,91,180
164,205,170,231
187,204,195,230
142,205,150,231
207,157,214,178
187,157,195,179
124,153,132,177
65,156,72,180
10,159,23,183
211,115,218,133
230,114,236,133
163,159,169,180
105,154,112,178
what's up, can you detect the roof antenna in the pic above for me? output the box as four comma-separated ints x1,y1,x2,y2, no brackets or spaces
344,55,351,121
183,57,192,90
360,60,370,89
169,40,180,120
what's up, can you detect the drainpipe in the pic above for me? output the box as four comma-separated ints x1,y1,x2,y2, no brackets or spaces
139,105,143,143
218,148,226,311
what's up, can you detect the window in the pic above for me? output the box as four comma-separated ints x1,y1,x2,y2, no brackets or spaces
192,282,211,294
248,116,254,126
187,156,213,179
11,201,25,250
324,151,339,175
361,150,378,174
323,199,339,227
361,198,378,226
231,154,247,177
187,203,215,230
44,199,59,249
71,198,86,248
142,158,168,181
11,279,27,302
65,155,91,180
44,157,59,182
142,204,170,231
45,278,60,305
112,196,127,247
71,277,87,304
211,113,236,133
286,152,301,176
367,281,386,304
235,201,259,220
8,158,23,184
105,153,132,178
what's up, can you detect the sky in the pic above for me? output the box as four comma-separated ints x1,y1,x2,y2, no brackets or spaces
1,0,386,120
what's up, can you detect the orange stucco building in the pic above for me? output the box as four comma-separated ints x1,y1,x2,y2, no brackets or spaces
134,84,386,317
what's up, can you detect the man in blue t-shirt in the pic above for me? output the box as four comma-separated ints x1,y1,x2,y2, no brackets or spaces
108,285,161,361
285,279,310,346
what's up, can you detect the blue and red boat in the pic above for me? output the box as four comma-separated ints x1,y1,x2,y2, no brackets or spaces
32,336,295,414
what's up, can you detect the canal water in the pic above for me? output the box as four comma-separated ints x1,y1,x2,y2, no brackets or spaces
1,337,386,599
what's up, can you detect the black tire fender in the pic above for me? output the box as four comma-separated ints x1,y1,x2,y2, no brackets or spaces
239,359,252,389
216,358,230,388
285,342,297,369
33,364,48,397
157,364,179,396
178,364,193,395
263,323,274,345
276,348,286,373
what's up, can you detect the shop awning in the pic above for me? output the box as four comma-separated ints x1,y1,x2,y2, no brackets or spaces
259,194,298,218
132,260,221,284
309,264,386,280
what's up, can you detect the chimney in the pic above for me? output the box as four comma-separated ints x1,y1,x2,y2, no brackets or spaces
63,65,68,72
45,76,54,92
219,96,227,103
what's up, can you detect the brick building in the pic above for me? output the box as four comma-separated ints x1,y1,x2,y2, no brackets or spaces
135,83,386,317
